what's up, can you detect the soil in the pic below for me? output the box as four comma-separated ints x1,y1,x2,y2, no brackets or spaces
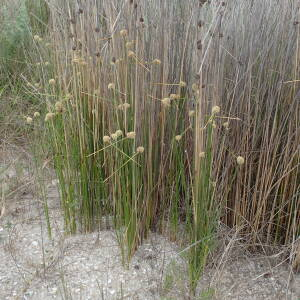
0,153,299,300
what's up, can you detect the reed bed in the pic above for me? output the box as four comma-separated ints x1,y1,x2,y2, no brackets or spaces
21,0,300,293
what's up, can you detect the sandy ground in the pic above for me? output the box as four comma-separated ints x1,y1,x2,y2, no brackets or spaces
0,154,299,300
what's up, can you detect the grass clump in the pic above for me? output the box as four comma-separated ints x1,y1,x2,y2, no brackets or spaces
15,0,300,295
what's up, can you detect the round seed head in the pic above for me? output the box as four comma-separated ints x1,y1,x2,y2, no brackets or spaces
120,29,128,37
108,83,115,90
175,135,182,141
188,110,195,117
161,97,171,107
103,136,111,143
45,112,55,122
179,81,186,87
33,112,40,118
115,130,123,137
199,152,205,158
128,51,135,58
45,62,50,66
55,101,64,113
26,117,33,124
136,146,145,153
49,79,56,86
192,83,199,92
123,102,130,109
65,93,72,100
170,94,180,100
223,122,229,129
33,35,40,41
126,131,136,139
212,105,220,114
152,59,161,65
212,122,217,128
126,41,134,49
110,133,118,140
236,156,245,165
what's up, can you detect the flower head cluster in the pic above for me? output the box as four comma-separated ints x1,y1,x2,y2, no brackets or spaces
45,112,55,122
161,98,171,107
55,101,64,113
136,146,144,153
126,131,136,139
236,156,245,165
175,135,182,141
212,105,220,114
103,136,111,143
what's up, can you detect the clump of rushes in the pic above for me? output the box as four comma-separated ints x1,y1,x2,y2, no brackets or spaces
37,0,299,296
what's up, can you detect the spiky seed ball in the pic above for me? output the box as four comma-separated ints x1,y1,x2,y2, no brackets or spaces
110,133,118,140
33,112,40,118
115,130,123,137
126,131,136,139
161,98,171,107
33,35,40,41
170,94,180,100
128,51,135,58
123,103,130,109
108,83,115,90
175,135,182,141
192,83,199,92
212,122,217,129
65,93,72,100
179,81,186,87
49,79,56,86
189,110,195,117
26,117,33,124
212,105,220,114
199,152,205,158
120,29,128,37
223,122,229,129
55,101,64,113
136,146,144,153
126,41,134,49
152,59,161,65
236,156,245,165
45,112,55,122
103,136,111,143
